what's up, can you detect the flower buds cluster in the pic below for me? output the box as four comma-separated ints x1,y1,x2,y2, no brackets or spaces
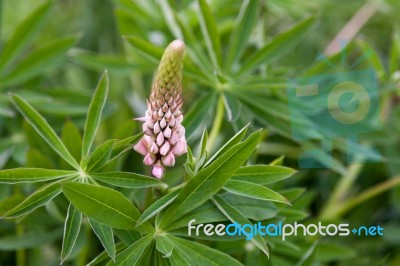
134,40,187,178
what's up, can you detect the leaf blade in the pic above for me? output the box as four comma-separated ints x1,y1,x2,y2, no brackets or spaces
10,94,80,169
82,71,109,156
88,219,116,261
159,129,261,229
237,16,315,76
0,168,76,184
61,204,82,263
91,172,162,189
62,182,153,232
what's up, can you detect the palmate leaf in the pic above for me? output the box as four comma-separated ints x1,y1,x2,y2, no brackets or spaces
158,130,261,229
62,182,153,233
10,94,80,169
82,71,109,156
61,204,82,263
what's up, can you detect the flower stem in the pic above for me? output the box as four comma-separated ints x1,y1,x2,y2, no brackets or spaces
319,162,363,220
206,95,224,152
333,175,400,217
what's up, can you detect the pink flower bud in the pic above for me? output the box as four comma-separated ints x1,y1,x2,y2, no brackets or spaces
133,40,187,178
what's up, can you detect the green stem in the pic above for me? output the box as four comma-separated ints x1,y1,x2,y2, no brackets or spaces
333,176,400,217
16,224,25,266
206,95,224,152
319,162,363,220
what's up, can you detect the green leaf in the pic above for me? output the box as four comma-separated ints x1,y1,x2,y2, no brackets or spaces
237,16,315,76
224,180,290,204
168,235,242,266
82,71,109,156
89,219,116,261
159,129,260,229
0,1,51,72
0,194,26,217
225,0,259,72
0,168,75,184
10,94,80,169
124,36,163,63
212,195,269,258
197,127,208,159
91,172,162,189
231,165,296,185
61,204,82,263
183,92,217,140
0,229,63,250
87,242,126,266
204,123,249,167
110,133,143,161
196,0,222,68
106,234,153,266
62,182,153,232
0,36,77,87
137,190,180,227
62,120,83,163
223,92,241,122
389,32,400,76
2,182,63,218
69,48,137,73
86,140,117,172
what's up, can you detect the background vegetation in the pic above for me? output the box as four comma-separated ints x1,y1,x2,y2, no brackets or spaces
0,0,399,265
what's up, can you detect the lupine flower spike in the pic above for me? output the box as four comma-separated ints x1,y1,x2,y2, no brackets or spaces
134,40,187,179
